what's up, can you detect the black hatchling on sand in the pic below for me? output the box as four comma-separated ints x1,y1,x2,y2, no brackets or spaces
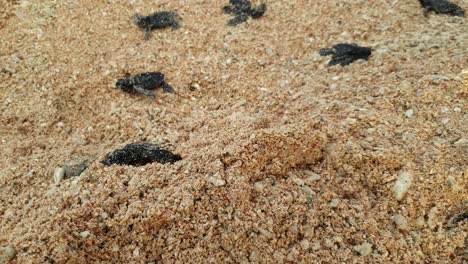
319,43,372,67
133,11,180,40
419,0,464,17
223,0,267,26
102,142,182,166
115,72,174,99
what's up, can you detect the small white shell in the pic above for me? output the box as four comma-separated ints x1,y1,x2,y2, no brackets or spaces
393,171,412,201
54,167,65,185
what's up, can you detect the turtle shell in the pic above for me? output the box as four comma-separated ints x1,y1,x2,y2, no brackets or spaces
130,72,165,90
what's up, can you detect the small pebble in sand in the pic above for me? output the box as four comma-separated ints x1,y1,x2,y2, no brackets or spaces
446,175,458,190
254,182,265,192
429,74,450,81
353,242,372,256
223,0,267,26
102,142,182,166
303,226,314,238
419,0,464,17
80,231,90,238
133,11,180,40
392,214,410,230
304,170,321,184
289,225,299,234
286,248,299,261
427,206,439,229
319,43,371,66
208,176,226,187
249,251,260,262
393,171,413,201
416,216,426,227
311,241,321,251
302,186,314,196
115,72,174,99
291,177,304,186
256,226,272,239
405,109,414,118
0,246,16,263
300,239,310,250
330,198,340,208
54,167,65,185
63,158,89,177
453,138,468,146
272,251,284,262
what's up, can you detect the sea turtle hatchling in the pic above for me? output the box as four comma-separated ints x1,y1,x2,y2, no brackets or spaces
102,142,182,166
133,11,180,40
419,0,464,17
319,43,372,67
223,0,267,26
115,72,174,99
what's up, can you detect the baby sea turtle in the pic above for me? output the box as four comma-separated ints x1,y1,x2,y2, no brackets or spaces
102,142,182,166
115,72,174,99
133,11,180,40
419,0,464,17
319,43,372,66
223,0,267,26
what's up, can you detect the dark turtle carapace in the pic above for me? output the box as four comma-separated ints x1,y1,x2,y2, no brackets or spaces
115,72,174,99
223,0,267,26
319,43,372,67
419,0,464,17
102,142,182,166
133,11,180,40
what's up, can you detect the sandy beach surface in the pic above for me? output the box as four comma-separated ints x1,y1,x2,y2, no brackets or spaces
0,0,467,263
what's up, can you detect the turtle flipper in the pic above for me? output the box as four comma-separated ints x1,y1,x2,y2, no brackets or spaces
162,82,174,93
423,7,430,17
319,48,334,56
143,29,150,40
134,85,156,99
228,14,249,26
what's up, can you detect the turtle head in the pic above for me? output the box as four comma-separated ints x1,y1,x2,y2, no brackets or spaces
115,73,131,89
454,9,464,17
133,13,143,26
133,13,152,30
